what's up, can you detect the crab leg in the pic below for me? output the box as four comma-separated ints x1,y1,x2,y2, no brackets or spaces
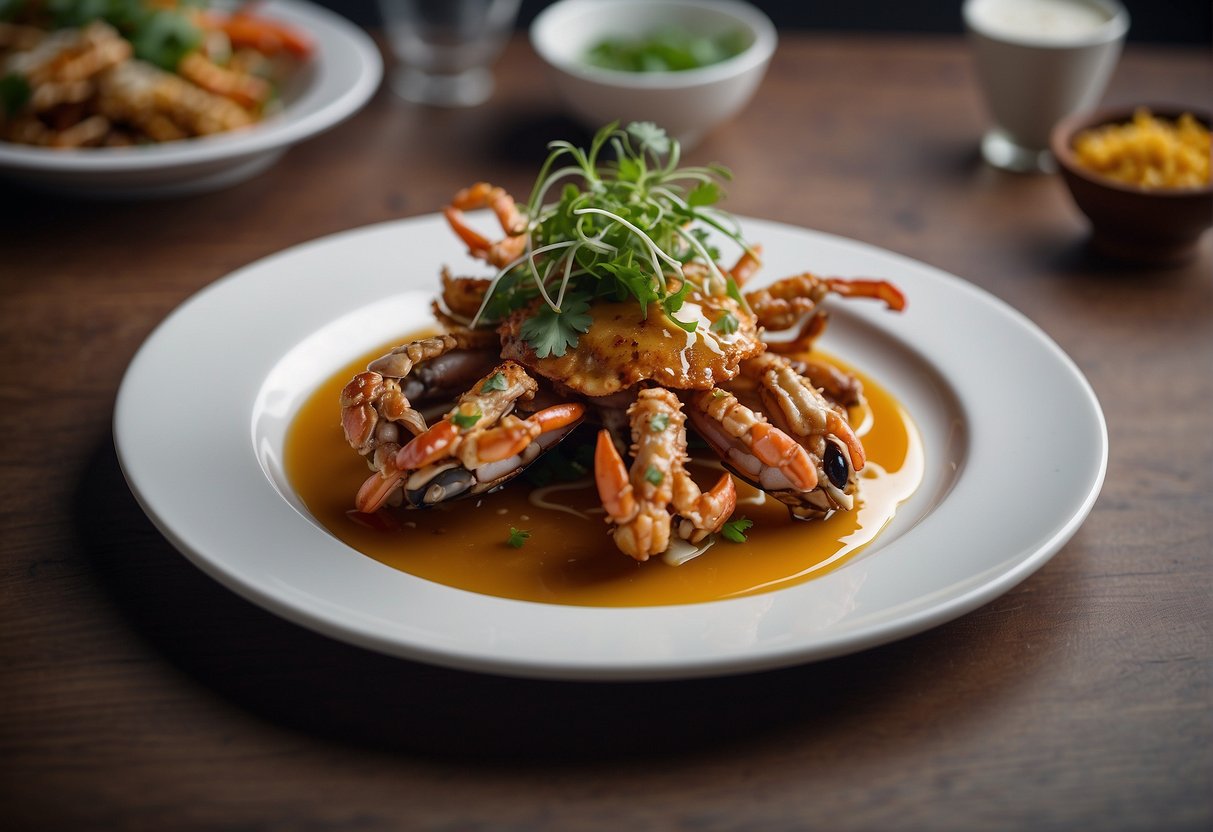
467,403,585,465
342,334,472,457
355,467,408,514
728,244,763,286
745,273,906,353
672,470,736,545
396,420,461,471
443,182,528,269
740,353,866,516
825,277,907,311
747,354,865,469
595,430,637,523
762,312,829,355
685,389,818,493
595,429,670,560
595,389,738,561
395,361,538,468
355,363,585,513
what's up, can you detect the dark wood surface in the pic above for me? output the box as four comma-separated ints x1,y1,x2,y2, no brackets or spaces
2,33,1210,832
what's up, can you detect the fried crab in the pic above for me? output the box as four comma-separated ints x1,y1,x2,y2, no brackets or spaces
340,124,905,561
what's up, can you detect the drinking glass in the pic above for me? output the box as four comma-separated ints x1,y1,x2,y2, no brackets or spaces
377,0,522,107
964,0,1128,173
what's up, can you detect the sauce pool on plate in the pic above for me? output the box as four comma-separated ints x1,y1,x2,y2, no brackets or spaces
285,337,923,608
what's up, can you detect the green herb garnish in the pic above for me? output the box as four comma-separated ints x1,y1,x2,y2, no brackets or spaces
644,465,664,486
45,1,202,70
0,72,30,117
711,311,740,335
450,405,482,430
649,413,670,433
128,9,202,70
721,516,753,543
470,121,752,358
507,527,531,548
518,290,594,359
585,27,749,73
480,372,508,393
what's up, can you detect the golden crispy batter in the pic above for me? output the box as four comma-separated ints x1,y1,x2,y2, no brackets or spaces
499,294,763,397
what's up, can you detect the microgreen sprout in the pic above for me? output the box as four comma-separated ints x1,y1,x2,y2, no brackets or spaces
469,122,752,357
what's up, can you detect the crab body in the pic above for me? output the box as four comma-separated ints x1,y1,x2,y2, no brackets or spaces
340,164,905,561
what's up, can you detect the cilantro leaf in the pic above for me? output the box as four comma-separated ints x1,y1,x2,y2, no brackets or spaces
721,516,753,543
507,527,531,548
662,281,698,332
601,259,658,316
480,372,508,393
450,405,482,430
520,293,593,358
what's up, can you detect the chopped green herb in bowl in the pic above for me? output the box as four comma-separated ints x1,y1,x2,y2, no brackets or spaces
584,27,749,73
530,0,777,148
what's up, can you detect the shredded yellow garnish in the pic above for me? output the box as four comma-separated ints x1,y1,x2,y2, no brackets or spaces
1072,109,1211,189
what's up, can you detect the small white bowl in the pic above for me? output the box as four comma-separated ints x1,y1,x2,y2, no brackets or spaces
530,0,776,149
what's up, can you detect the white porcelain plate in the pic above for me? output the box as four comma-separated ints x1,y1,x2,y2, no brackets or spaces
0,0,381,197
114,215,1107,680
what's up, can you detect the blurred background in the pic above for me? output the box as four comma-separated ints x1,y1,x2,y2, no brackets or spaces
327,0,1212,44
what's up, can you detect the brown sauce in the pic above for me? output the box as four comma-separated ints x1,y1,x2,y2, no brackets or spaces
285,337,923,607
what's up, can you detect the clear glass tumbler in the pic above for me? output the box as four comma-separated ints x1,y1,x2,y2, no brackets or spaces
377,0,522,107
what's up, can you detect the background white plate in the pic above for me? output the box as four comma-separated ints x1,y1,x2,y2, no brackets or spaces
0,0,381,197
114,214,1108,681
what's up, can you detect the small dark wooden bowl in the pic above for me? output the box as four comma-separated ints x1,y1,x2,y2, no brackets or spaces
1051,104,1212,266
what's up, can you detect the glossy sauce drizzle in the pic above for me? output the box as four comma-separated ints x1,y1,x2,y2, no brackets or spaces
285,337,923,607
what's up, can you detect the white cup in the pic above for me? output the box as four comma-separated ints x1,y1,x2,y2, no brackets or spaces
964,0,1129,173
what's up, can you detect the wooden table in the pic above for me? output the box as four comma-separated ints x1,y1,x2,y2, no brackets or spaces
2,33,1210,831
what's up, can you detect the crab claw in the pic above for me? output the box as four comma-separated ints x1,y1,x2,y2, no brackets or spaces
594,429,636,523
444,182,527,268
748,422,819,492
685,389,819,494
355,467,407,514
474,403,586,464
396,419,461,471
825,277,907,311
673,471,737,544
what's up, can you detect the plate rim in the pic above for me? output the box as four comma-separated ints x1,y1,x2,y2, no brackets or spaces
114,213,1109,681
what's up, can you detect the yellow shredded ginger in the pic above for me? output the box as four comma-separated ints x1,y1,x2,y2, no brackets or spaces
1073,109,1210,189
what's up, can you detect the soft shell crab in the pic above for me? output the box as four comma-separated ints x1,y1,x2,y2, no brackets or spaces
339,125,905,561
